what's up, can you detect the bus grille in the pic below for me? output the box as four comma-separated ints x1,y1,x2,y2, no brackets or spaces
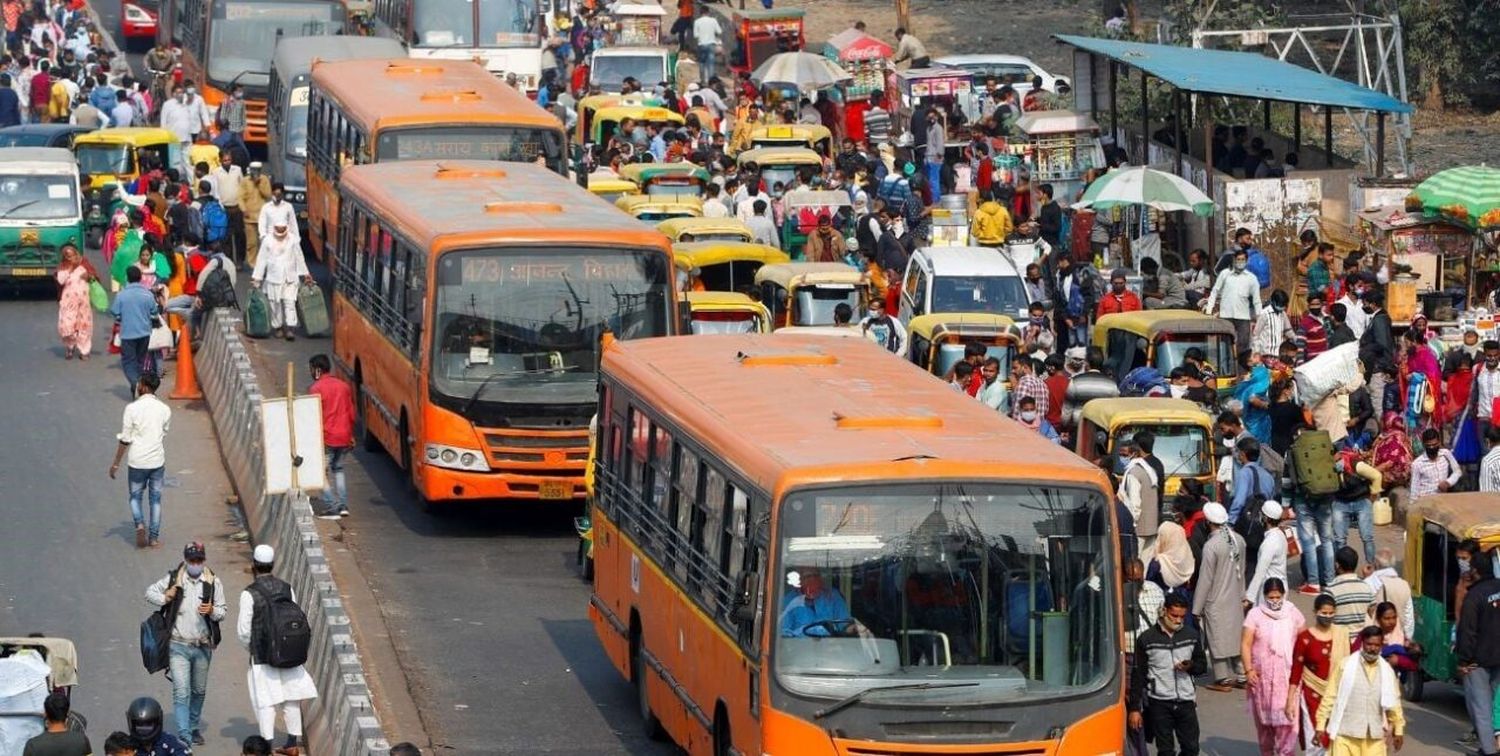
483,431,587,469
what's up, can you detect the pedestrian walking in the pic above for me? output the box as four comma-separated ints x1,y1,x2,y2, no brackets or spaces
54,243,98,361
239,164,272,269
125,697,190,756
111,370,171,549
1325,546,1375,629
1289,594,1351,756
1128,593,1206,756
1245,500,1288,606
1204,247,1261,355
1364,548,1413,640
109,265,161,393
256,183,297,248
1314,626,1406,755
250,223,311,341
23,692,91,755
1192,502,1247,692
1457,555,1500,756
691,7,720,83
1242,577,1304,755
1331,451,1378,567
208,151,244,263
1409,427,1462,500
308,354,355,518
144,541,227,748
237,545,317,756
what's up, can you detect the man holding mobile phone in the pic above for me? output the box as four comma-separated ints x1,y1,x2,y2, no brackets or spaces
145,541,228,748
1128,594,1208,756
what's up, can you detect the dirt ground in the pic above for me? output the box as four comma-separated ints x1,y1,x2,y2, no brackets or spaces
770,0,1497,174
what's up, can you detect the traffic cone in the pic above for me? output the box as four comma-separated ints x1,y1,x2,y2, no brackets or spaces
170,322,204,400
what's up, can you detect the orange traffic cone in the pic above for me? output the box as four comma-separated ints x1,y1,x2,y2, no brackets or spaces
171,322,204,400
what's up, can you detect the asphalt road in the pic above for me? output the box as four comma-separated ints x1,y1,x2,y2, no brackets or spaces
0,267,256,751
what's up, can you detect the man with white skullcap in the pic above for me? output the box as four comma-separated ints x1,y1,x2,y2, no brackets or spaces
1192,502,1248,691
236,545,318,755
1244,500,1288,605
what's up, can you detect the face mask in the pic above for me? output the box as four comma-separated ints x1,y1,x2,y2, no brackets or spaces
1308,307,1322,317
1315,614,1334,627
1169,384,1187,399
1112,283,1126,294
1425,447,1440,459
1363,306,1375,315
1020,411,1038,422
1458,558,1472,573
1265,598,1284,611
1233,261,1247,272
1030,315,1046,326
1161,615,1184,632
1361,650,1380,663
185,563,204,578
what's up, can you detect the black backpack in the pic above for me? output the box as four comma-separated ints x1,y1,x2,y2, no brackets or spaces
198,256,238,310
248,575,311,669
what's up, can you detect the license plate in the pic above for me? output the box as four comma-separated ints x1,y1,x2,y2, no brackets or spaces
539,479,572,500
4,267,47,277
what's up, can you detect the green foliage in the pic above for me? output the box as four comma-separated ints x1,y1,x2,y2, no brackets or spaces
1401,0,1473,106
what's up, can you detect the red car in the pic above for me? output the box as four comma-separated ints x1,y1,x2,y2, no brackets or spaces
121,1,157,48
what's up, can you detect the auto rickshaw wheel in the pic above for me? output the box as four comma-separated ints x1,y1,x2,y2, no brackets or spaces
85,227,103,250
1400,667,1424,702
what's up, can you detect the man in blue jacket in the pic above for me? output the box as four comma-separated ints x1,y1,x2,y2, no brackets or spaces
0,73,20,127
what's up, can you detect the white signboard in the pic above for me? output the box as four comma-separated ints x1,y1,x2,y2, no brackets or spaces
261,395,327,494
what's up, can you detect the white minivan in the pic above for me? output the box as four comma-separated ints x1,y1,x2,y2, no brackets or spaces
898,246,1031,329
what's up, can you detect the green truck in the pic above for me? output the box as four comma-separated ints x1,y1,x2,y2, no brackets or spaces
0,147,84,286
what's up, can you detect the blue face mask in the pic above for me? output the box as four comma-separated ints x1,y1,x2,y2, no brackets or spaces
185,563,204,578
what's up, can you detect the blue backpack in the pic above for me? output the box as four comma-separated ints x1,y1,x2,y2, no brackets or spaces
1120,366,1171,397
200,198,230,244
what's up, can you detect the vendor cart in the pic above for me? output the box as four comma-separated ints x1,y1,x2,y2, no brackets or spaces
709,6,805,75
822,29,892,144
609,3,665,46
1357,206,1476,322
1008,110,1105,208
892,68,973,141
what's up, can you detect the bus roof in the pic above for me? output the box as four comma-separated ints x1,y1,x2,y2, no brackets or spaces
310,58,562,132
272,35,406,79
338,159,671,251
603,334,1109,495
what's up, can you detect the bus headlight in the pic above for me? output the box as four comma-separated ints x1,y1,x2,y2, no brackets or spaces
424,443,490,472
289,190,306,204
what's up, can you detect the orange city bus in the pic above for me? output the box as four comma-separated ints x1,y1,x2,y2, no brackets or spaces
305,58,567,261
588,334,1124,756
156,0,345,144
331,159,676,511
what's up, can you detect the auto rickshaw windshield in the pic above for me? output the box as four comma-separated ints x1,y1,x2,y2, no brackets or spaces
76,143,131,175
1155,333,1235,376
1112,424,1211,477
933,342,1010,380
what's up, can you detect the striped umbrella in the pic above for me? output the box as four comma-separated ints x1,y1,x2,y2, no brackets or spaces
1073,166,1215,216
750,52,853,93
1414,165,1500,228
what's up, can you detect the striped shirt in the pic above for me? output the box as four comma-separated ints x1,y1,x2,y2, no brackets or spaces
1011,374,1050,421
1325,574,1374,628
1481,446,1500,493
1124,580,1164,654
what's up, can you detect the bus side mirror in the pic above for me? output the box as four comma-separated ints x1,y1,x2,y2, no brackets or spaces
732,571,759,624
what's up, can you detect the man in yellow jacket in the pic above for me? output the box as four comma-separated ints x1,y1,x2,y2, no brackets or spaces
970,189,1013,246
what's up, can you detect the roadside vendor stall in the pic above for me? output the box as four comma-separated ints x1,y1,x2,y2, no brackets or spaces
1410,165,1500,315
822,29,891,142
711,6,805,75
1008,110,1105,206
892,68,974,149
608,3,666,46
1357,206,1475,322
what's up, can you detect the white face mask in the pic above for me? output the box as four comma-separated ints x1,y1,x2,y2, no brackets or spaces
1019,411,1037,422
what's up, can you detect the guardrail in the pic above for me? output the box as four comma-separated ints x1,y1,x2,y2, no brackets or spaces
197,309,390,756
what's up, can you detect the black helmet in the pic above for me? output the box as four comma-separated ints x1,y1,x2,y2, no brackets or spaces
126,696,163,741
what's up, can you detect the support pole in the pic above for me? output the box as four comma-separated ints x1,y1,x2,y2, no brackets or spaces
1109,62,1118,145
1173,88,1183,175
1293,102,1302,156
1375,111,1386,177
1263,99,1272,131
1141,72,1149,164
1324,107,1334,168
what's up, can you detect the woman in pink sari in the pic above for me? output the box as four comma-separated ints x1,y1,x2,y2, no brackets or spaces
1372,411,1413,488
54,244,98,360
1241,577,1305,755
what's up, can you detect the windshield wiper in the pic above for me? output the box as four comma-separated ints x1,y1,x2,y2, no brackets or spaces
462,372,506,416
0,200,41,218
813,681,978,720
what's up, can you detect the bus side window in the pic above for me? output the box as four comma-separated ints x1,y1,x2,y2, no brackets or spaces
625,407,646,491
701,466,727,586
401,243,424,356
673,446,699,582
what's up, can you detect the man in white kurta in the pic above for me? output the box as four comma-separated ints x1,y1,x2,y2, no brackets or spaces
237,545,317,754
250,224,311,339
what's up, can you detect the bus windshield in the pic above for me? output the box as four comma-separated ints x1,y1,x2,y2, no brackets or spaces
413,0,539,48
375,125,566,174
286,86,310,159
0,174,80,221
209,1,344,89
431,247,672,407
774,483,1114,707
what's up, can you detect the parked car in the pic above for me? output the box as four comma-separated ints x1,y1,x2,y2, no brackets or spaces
121,1,158,50
934,54,1071,120
0,124,95,149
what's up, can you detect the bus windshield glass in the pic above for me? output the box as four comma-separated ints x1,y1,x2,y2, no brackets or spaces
286,86,310,158
376,125,566,174
210,1,344,89
774,483,1114,706
413,0,539,48
431,248,672,407
0,174,80,221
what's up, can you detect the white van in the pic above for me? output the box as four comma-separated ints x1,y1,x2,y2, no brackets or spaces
898,246,1030,329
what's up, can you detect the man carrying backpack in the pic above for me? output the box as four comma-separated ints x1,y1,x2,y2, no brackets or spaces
163,241,236,336
196,179,231,254
144,541,228,748
236,545,317,756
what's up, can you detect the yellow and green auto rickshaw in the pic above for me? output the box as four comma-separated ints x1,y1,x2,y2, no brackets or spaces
73,127,180,191
615,194,703,222
735,146,823,197
659,217,755,244
746,123,833,156
1403,493,1500,701
586,169,640,204
753,261,870,329
576,96,683,146
1092,310,1239,395
0,147,84,283
617,162,710,199
673,240,788,292
1075,398,1216,498
683,291,772,334
905,313,1020,380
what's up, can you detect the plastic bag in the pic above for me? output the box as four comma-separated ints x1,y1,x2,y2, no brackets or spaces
88,279,109,312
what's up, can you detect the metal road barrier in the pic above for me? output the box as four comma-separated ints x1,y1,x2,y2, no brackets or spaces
198,308,391,756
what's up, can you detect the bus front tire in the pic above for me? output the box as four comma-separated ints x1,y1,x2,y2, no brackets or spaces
632,639,664,740
712,704,731,756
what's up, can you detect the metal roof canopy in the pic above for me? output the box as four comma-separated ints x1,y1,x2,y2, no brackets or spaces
1053,34,1412,114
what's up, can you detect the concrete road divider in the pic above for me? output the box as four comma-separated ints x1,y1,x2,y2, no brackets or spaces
198,308,391,756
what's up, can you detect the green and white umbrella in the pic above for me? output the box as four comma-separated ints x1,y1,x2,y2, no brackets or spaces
1074,166,1215,216
1414,165,1500,228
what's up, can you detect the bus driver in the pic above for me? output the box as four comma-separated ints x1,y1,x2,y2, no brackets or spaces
780,567,856,638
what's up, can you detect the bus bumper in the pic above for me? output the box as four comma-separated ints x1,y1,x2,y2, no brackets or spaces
417,463,585,503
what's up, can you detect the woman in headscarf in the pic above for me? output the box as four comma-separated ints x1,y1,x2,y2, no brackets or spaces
1146,520,1195,598
54,243,98,361
1371,411,1413,490
1241,577,1305,755
1287,594,1350,756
